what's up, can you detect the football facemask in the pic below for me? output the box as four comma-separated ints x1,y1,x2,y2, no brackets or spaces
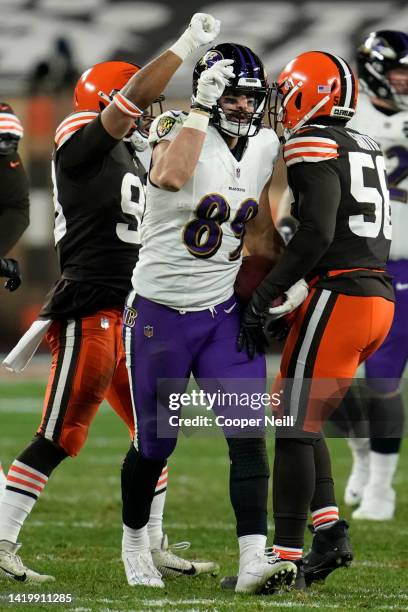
124,95,164,152
217,85,268,137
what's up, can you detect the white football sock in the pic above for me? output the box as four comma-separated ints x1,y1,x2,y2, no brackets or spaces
122,524,150,554
0,461,48,542
238,534,267,570
348,437,369,461
148,491,166,550
367,451,399,490
0,493,35,543
148,466,168,550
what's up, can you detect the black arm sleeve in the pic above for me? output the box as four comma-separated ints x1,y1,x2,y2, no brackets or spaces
58,114,121,171
0,153,30,255
255,160,341,305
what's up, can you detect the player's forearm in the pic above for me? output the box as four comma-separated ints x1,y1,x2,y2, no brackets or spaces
101,51,182,140
151,116,208,191
245,225,284,262
254,225,333,305
244,178,285,261
122,51,182,112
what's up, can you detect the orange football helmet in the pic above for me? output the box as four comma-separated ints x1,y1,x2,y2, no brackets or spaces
271,51,358,136
73,61,140,112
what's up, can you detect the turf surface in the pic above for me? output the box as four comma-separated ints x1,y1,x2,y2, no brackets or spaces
0,379,407,611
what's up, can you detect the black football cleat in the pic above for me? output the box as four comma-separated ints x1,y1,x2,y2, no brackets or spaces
303,520,353,585
292,559,306,591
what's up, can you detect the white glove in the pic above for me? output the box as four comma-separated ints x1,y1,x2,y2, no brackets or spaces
170,13,221,61
267,279,309,320
193,59,235,110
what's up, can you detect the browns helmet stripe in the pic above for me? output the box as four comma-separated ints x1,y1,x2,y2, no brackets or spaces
322,52,355,108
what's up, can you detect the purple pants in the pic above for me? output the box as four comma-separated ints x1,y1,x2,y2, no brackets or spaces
366,259,408,393
123,294,266,459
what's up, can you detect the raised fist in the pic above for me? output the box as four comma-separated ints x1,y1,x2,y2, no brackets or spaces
170,13,221,61
188,13,221,48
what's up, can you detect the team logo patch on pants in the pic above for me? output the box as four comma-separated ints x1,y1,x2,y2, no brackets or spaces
123,307,138,328
100,317,110,329
144,325,154,338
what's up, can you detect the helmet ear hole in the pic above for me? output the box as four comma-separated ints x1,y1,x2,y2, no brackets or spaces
294,92,302,110
331,80,337,93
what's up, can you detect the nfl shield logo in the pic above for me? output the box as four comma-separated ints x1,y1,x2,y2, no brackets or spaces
144,325,154,338
100,317,110,330
236,167,240,178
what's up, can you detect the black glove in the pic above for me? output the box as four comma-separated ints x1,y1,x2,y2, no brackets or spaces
0,257,22,291
237,294,269,359
264,316,290,342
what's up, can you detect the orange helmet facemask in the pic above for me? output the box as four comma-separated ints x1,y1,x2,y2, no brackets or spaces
270,51,358,139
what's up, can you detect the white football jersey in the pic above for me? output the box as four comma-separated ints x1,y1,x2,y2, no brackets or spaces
348,92,408,260
132,111,280,310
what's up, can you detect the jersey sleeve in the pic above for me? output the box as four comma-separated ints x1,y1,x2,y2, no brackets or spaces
0,152,30,255
55,113,122,171
148,110,187,146
283,126,339,167
0,103,24,156
254,158,341,298
0,103,24,139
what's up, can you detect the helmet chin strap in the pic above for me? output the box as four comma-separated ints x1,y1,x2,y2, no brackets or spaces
219,118,251,137
288,94,331,136
98,90,113,106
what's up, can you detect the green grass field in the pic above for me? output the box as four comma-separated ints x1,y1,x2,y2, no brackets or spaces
0,377,407,612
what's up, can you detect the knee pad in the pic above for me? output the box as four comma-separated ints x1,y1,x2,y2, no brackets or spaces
227,437,270,480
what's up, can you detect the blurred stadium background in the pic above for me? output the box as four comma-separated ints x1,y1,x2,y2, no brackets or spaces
1,0,408,350
1,4,408,609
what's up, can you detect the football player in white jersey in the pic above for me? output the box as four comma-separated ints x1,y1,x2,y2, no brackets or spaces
121,43,299,593
344,30,407,520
